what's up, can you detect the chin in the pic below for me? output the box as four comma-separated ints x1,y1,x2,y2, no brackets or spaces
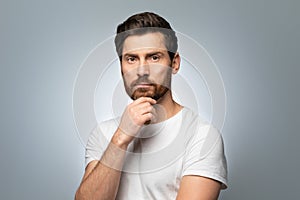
132,92,155,100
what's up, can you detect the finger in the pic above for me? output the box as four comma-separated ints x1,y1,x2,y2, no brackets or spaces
137,102,155,115
127,102,152,117
150,106,158,123
133,97,156,105
141,112,153,123
142,105,158,125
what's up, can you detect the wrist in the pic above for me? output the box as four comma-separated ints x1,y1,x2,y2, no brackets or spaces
111,128,131,150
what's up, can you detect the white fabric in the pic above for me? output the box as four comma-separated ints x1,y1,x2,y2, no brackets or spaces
85,107,228,199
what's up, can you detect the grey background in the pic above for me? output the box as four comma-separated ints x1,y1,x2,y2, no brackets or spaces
0,0,299,199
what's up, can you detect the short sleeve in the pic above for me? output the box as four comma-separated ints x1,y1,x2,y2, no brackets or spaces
182,124,228,189
85,125,109,167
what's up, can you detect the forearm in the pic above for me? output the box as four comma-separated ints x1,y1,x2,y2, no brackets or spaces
75,131,128,200
76,97,155,199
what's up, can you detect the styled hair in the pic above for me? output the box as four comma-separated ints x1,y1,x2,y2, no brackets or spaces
114,12,178,61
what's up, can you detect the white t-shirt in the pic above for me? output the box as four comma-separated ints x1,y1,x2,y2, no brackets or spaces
86,107,228,199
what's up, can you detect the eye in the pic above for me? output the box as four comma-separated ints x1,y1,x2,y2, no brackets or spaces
126,56,136,64
150,55,160,62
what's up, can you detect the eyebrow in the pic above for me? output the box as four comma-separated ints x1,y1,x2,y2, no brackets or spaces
123,53,137,58
123,51,164,58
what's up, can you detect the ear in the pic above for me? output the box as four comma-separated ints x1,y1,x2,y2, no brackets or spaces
171,52,180,74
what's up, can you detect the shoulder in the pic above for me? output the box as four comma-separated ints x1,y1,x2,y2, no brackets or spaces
181,107,223,156
97,117,120,134
181,107,210,126
182,107,221,139
87,117,120,145
180,108,228,189
85,117,120,165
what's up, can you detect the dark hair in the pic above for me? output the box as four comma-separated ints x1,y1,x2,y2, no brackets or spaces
114,12,178,61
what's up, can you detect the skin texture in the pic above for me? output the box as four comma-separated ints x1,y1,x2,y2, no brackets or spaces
75,32,222,200
176,176,221,200
121,32,173,101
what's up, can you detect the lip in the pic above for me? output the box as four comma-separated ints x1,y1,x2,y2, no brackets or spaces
135,83,153,88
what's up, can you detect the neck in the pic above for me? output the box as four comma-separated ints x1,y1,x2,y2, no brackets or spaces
155,90,183,121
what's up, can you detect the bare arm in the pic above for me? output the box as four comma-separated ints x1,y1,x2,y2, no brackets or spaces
75,97,156,200
75,129,128,200
176,175,222,200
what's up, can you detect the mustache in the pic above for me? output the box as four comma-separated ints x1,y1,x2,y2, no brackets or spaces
130,76,156,87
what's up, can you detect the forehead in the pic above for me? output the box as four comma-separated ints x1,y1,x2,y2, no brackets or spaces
122,32,167,55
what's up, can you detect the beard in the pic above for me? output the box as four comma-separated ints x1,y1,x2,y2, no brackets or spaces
131,84,169,101
125,75,170,101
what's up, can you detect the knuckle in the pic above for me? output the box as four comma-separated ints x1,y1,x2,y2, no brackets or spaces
128,107,134,113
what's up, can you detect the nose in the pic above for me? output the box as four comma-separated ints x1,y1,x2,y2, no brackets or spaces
137,60,150,77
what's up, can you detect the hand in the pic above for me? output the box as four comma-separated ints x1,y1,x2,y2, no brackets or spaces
117,97,157,145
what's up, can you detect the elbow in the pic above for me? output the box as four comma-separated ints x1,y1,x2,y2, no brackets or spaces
74,189,80,200
75,187,85,200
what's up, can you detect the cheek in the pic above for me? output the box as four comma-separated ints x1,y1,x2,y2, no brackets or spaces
122,69,136,85
150,67,171,80
121,63,139,76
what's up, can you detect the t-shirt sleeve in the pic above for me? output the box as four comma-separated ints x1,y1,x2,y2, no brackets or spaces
85,124,110,167
181,124,228,189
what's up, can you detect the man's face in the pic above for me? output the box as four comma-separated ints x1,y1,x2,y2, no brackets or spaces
121,32,173,101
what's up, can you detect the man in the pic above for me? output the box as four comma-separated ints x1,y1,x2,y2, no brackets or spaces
75,12,227,200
